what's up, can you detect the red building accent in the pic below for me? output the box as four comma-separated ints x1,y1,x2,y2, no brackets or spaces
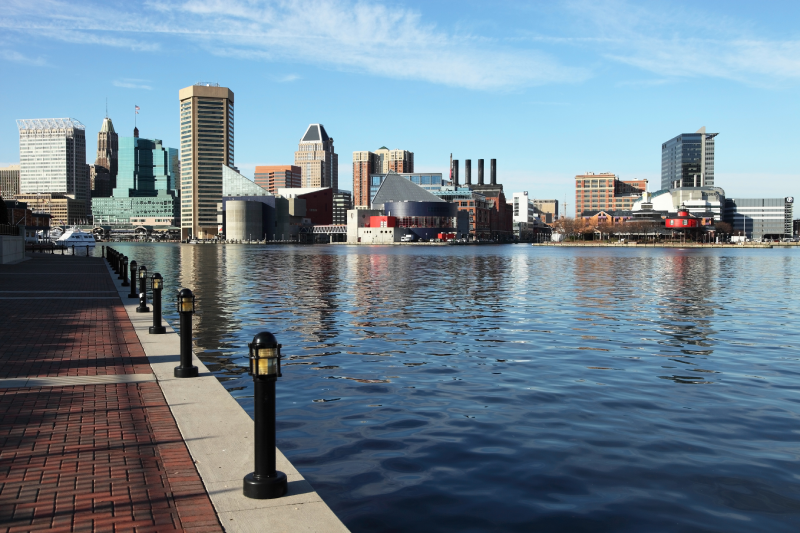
666,208,699,229
369,216,397,228
296,188,333,226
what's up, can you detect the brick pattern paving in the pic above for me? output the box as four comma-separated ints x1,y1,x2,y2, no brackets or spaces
0,255,222,532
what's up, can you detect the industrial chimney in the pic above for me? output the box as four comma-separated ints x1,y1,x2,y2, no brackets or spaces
478,159,484,185
490,159,496,185
453,160,459,187
465,159,472,185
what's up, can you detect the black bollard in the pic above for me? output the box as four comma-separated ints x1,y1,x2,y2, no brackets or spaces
136,265,150,313
174,289,198,378
243,332,287,499
102,245,105,258
149,273,166,334
72,244,75,256
121,256,130,287
129,261,139,298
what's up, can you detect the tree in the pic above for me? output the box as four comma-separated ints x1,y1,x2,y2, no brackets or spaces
715,221,732,234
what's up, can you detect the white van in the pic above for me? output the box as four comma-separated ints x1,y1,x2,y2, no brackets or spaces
401,234,416,242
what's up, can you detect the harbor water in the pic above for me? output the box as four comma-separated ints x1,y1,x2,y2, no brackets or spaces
104,243,800,532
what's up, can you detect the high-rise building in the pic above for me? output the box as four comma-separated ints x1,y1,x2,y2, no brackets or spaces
17,118,89,220
254,165,301,193
511,192,535,224
95,116,118,190
661,127,718,190
352,147,414,207
0,164,20,199
575,173,647,216
179,83,234,239
91,135,180,226
295,124,337,190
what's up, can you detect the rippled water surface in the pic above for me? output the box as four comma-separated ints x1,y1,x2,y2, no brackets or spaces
107,243,800,532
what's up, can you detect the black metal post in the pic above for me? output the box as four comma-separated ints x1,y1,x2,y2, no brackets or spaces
128,261,138,298
149,274,166,334
121,256,129,286
72,244,75,256
102,245,105,258
243,332,287,499
174,288,198,378
136,267,150,313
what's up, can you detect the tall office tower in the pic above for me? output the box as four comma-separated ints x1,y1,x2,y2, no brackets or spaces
661,127,718,190
179,83,234,239
352,147,413,207
17,118,89,218
0,164,20,199
254,165,301,193
295,124,337,190
95,116,118,189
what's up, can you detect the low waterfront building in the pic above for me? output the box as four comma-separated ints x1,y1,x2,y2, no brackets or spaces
369,172,444,205
724,197,793,240
254,165,301,193
5,200,51,241
632,187,725,221
575,173,646,216
277,187,333,225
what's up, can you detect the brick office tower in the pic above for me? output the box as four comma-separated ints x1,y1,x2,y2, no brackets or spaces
295,124,337,190
352,147,414,208
574,173,647,216
254,165,301,194
179,83,234,240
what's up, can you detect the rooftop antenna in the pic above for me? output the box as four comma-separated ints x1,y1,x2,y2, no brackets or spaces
105,98,108,118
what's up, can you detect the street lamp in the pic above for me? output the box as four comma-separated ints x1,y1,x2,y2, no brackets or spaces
136,265,150,313
149,273,166,334
129,260,138,299
174,289,199,378
243,331,287,499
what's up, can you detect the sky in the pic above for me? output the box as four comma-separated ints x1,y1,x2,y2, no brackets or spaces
1,0,798,217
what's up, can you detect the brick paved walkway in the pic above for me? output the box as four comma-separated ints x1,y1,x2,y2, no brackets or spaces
0,254,222,532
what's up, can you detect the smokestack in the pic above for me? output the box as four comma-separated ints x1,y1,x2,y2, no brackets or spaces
465,159,472,185
478,159,484,185
490,159,496,185
453,160,459,187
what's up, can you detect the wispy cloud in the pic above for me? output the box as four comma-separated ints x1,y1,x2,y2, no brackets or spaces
113,78,153,90
0,0,587,91
0,49,48,67
276,74,300,83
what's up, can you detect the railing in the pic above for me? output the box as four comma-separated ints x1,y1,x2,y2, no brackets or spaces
0,224,21,236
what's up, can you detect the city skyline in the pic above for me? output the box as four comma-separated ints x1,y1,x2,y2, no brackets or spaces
1,1,798,216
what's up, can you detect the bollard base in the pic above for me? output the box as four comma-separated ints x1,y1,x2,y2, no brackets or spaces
243,471,287,500
149,325,167,334
128,293,138,299
174,365,198,378
135,305,151,313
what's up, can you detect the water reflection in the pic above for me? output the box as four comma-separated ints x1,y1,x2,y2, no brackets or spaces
106,243,800,532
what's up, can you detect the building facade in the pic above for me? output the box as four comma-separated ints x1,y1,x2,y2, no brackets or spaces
17,118,89,219
368,173,443,206
0,164,20,199
94,116,118,192
511,192,535,224
533,199,559,221
352,147,413,207
333,190,352,225
295,124,337,190
91,136,179,226
575,173,647,216
254,165,301,193
724,197,793,240
661,127,718,190
179,83,234,239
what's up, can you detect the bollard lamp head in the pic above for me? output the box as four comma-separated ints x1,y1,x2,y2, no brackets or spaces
130,260,137,269
177,288,195,314
152,273,163,290
248,332,282,378
139,265,147,279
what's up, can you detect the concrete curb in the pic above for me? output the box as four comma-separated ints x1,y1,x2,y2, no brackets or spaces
104,260,349,533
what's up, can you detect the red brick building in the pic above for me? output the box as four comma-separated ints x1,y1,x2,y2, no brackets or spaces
254,165,301,194
575,173,647,216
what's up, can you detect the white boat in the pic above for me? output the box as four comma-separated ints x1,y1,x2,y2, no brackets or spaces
57,227,97,247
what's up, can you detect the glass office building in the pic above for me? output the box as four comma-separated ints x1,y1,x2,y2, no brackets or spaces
724,197,793,240
661,129,718,190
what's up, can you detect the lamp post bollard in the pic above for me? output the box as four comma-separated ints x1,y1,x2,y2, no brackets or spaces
72,244,75,256
121,256,129,286
243,332,287,499
128,261,139,298
149,273,166,334
136,265,150,313
102,245,105,258
174,289,198,378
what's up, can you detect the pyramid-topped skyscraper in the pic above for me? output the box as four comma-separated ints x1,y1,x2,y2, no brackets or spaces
294,124,337,190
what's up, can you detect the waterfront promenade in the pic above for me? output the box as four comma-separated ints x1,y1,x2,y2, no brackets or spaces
0,253,347,532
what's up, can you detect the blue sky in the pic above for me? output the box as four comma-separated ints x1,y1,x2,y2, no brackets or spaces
1,0,798,216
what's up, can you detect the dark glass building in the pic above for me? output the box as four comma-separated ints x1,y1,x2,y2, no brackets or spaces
661,127,718,190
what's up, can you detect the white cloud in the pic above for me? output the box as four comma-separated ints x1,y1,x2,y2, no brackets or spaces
113,78,153,90
276,74,300,83
0,0,588,91
0,49,47,66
